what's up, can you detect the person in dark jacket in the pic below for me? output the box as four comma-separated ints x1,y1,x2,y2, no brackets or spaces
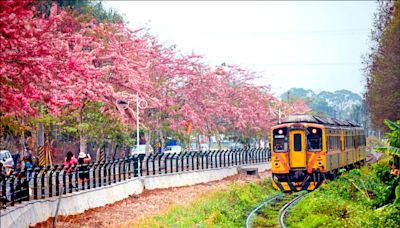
78,152,91,182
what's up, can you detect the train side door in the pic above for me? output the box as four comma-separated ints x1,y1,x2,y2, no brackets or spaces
290,130,306,168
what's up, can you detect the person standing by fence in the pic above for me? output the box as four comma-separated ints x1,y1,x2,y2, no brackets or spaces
64,151,77,173
78,152,91,183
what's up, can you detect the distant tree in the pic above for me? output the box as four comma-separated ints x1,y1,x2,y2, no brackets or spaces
35,0,125,24
364,0,400,131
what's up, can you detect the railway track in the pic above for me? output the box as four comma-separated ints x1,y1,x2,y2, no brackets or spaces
278,192,307,228
245,191,307,228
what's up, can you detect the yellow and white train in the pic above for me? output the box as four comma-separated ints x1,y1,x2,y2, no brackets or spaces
270,114,366,192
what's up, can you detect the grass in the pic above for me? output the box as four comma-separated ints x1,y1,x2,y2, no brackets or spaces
285,161,400,228
127,179,277,227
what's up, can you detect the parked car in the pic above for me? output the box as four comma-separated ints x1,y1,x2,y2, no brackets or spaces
190,143,209,152
229,143,244,150
131,145,153,156
0,150,14,169
163,145,182,154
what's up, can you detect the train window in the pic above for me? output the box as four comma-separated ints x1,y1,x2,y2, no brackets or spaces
273,128,288,152
294,134,302,151
307,127,322,151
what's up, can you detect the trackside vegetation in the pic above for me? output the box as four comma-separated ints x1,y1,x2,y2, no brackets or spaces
129,179,277,227
285,161,400,227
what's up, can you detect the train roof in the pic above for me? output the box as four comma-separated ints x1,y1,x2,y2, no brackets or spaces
281,114,361,127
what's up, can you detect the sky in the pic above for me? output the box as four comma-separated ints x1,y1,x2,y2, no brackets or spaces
105,1,377,96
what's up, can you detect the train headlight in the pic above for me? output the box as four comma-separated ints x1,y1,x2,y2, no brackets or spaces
273,158,280,168
278,129,283,134
317,158,323,167
312,128,317,134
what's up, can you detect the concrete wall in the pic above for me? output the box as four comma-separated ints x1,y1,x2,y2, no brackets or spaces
0,163,270,228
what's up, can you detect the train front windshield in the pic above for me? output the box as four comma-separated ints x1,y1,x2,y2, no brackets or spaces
307,127,322,151
273,127,288,152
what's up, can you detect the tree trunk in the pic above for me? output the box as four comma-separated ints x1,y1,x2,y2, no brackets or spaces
187,133,191,152
196,134,201,152
145,130,151,156
79,105,87,154
20,129,25,157
159,129,164,154
207,133,212,151
216,131,221,150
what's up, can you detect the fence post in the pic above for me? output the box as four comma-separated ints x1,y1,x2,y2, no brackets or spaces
223,150,227,167
219,150,224,168
98,162,104,187
191,152,195,171
61,165,66,195
118,159,122,182
244,148,247,164
16,172,22,203
10,174,15,206
209,152,214,168
145,155,151,176
48,166,53,197
1,174,6,209
55,165,60,196
268,148,271,161
107,161,112,185
169,153,173,173
181,152,186,172
75,164,80,191
196,152,199,170
186,152,190,171
164,154,170,174
126,156,131,179
140,155,145,176
68,165,73,193
200,152,204,170
41,166,46,198
151,155,156,175
158,154,164,175
175,153,179,173
205,151,209,169
122,158,127,181
86,162,92,189
133,155,139,177
92,162,97,189
103,162,108,186
112,160,116,184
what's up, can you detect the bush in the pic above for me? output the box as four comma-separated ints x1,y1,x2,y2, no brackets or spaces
286,162,400,227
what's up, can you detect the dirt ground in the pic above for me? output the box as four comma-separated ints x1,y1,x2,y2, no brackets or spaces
33,171,271,228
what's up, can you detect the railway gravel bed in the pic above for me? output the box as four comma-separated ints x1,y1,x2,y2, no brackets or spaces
32,170,271,228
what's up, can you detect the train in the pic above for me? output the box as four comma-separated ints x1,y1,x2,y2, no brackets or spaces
270,114,366,192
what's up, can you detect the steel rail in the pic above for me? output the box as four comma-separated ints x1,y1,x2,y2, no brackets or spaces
245,193,283,228
279,192,307,228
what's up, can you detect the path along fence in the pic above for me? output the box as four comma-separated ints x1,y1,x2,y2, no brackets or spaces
0,148,270,210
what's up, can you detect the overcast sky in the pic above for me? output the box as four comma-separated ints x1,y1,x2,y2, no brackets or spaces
105,1,377,96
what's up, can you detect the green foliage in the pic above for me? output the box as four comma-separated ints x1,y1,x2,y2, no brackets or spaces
364,1,400,130
376,119,400,156
0,116,24,137
129,179,277,227
286,162,400,227
280,88,365,124
394,185,400,205
59,102,133,147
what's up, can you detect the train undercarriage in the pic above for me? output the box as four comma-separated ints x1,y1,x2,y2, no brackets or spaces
272,170,327,192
